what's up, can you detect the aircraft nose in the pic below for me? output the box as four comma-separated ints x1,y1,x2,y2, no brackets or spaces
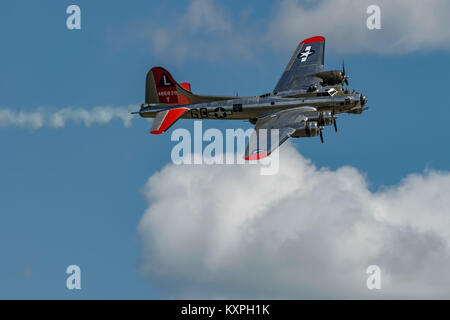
360,94,367,106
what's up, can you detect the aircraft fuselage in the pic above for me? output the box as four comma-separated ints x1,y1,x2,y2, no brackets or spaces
139,89,367,122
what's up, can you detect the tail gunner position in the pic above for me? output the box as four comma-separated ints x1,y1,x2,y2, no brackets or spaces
134,36,368,160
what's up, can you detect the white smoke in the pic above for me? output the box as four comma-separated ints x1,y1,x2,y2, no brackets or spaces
137,145,450,299
0,105,137,130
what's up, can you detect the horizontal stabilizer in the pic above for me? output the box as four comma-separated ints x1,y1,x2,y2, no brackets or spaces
150,107,188,134
179,82,191,92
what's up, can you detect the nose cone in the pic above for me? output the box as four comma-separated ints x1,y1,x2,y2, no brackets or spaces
360,94,367,106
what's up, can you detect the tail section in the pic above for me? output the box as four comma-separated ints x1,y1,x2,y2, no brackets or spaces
145,66,191,105
145,66,237,106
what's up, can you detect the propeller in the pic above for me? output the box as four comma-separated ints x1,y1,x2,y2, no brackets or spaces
331,113,338,133
319,113,339,143
342,61,349,86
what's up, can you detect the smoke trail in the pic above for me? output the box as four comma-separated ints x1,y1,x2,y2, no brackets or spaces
0,105,138,130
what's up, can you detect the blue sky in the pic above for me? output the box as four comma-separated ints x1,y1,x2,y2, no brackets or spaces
1,0,450,299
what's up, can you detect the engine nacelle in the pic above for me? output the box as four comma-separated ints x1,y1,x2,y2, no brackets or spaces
315,70,345,86
304,111,333,126
292,121,320,138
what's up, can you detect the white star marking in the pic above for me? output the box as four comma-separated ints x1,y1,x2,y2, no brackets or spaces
215,108,226,118
299,46,313,62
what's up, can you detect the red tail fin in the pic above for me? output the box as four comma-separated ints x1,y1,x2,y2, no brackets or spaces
145,67,190,105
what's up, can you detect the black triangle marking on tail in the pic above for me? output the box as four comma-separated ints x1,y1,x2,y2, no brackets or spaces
158,72,174,87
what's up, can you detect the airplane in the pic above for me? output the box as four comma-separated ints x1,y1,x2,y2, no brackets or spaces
134,35,367,160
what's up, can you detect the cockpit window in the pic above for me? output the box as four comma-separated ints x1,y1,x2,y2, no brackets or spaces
327,88,337,96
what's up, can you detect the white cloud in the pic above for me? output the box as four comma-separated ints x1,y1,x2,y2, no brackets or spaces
137,145,450,299
0,105,137,130
266,0,450,54
120,0,260,63
130,0,450,61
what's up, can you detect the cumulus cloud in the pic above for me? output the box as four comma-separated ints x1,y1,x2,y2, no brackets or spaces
137,145,450,299
0,105,137,130
127,0,450,61
266,0,450,54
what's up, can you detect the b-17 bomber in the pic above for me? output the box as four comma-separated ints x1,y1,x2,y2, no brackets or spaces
134,36,368,159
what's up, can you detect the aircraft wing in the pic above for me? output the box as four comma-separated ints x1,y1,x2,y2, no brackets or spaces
244,106,316,160
274,36,325,93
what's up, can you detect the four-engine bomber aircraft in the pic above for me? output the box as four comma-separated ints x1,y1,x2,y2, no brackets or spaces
135,36,367,159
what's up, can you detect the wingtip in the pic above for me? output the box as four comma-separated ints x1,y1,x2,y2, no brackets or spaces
244,153,269,160
301,36,325,44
